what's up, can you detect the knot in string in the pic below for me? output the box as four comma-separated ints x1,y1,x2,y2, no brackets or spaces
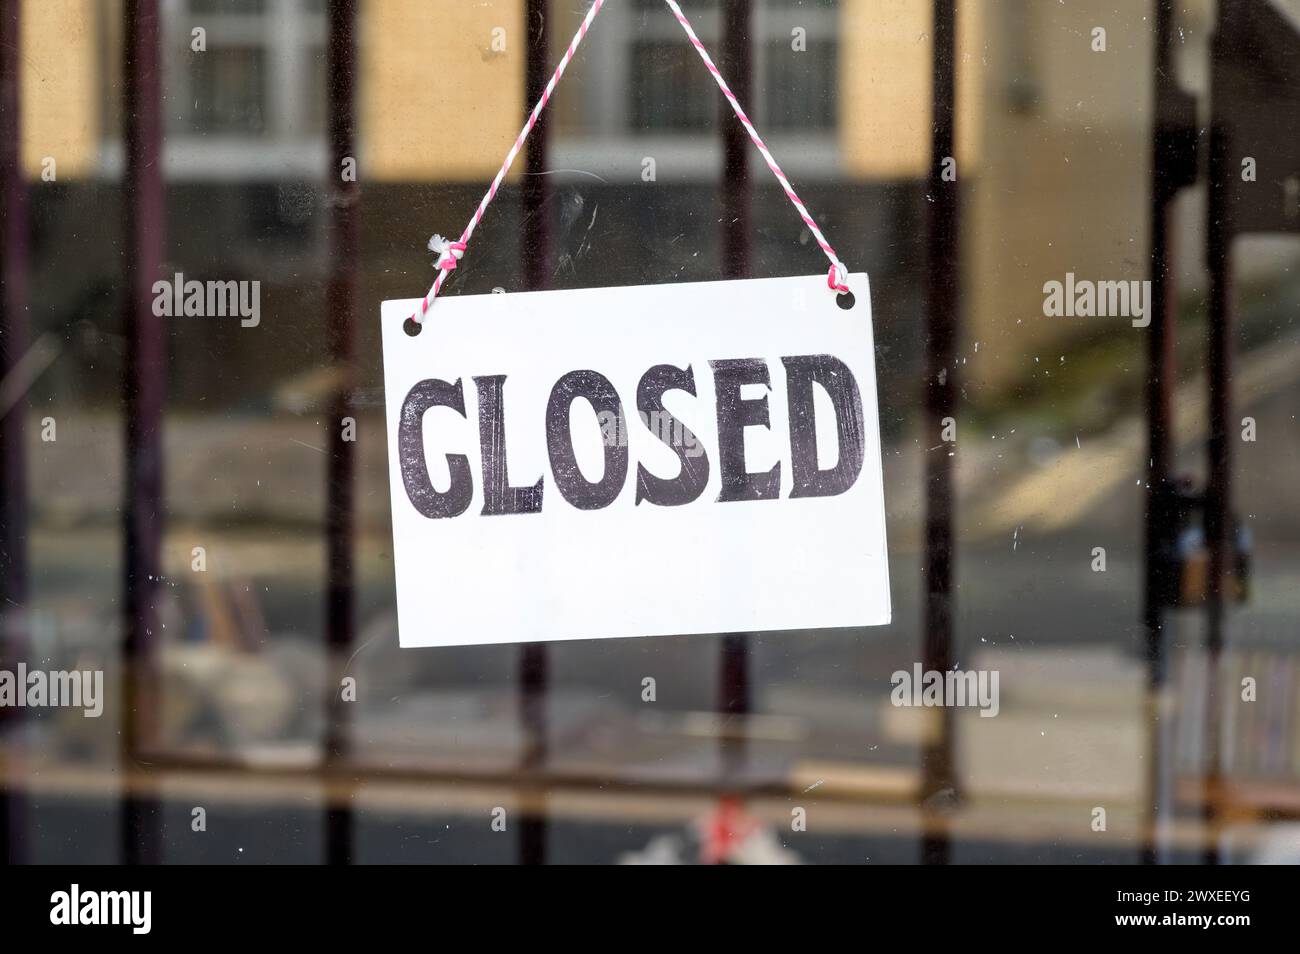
826,262,849,294
429,234,467,272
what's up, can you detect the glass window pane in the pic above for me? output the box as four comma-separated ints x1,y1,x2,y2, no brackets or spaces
188,47,267,135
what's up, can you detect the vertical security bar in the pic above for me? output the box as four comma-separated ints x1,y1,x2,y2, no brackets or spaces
0,0,30,866
921,0,959,866
324,0,360,866
1143,0,1197,866
519,0,551,866
717,0,753,790
1201,3,1242,867
1202,120,1232,869
121,0,166,865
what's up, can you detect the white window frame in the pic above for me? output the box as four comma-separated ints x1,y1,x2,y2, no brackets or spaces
99,0,327,181
555,0,842,182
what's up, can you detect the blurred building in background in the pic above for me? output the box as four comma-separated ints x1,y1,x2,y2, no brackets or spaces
3,0,1300,863
25,1,1296,392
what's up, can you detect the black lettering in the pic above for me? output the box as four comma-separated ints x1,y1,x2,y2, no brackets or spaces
710,358,780,502
546,370,629,510
782,354,865,498
399,378,473,519
635,363,710,506
474,375,544,516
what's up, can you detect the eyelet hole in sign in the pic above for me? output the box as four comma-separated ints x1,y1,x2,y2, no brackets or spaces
403,316,422,337
836,290,856,311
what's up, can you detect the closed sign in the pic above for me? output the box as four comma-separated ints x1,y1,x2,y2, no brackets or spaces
380,273,890,646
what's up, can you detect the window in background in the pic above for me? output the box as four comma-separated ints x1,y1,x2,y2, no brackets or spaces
555,0,841,180
187,45,266,134
94,0,336,257
631,39,716,131
763,37,836,130
627,0,839,133
166,0,325,137
92,0,332,180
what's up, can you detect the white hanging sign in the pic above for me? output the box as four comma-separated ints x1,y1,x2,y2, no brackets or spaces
380,273,890,647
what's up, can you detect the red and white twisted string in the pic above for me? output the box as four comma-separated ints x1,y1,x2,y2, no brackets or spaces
661,0,849,295
410,0,849,326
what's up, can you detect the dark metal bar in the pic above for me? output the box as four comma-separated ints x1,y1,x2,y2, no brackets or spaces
920,0,958,866
1199,0,1300,866
1202,116,1232,866
1142,0,1196,866
0,0,30,866
717,0,753,789
720,0,752,280
324,0,360,866
519,0,551,866
121,0,166,865
522,0,553,293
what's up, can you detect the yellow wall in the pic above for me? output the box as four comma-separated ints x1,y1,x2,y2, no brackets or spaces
361,0,526,181
962,0,1153,388
19,0,984,183
840,0,983,179
15,0,1159,394
20,0,99,178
